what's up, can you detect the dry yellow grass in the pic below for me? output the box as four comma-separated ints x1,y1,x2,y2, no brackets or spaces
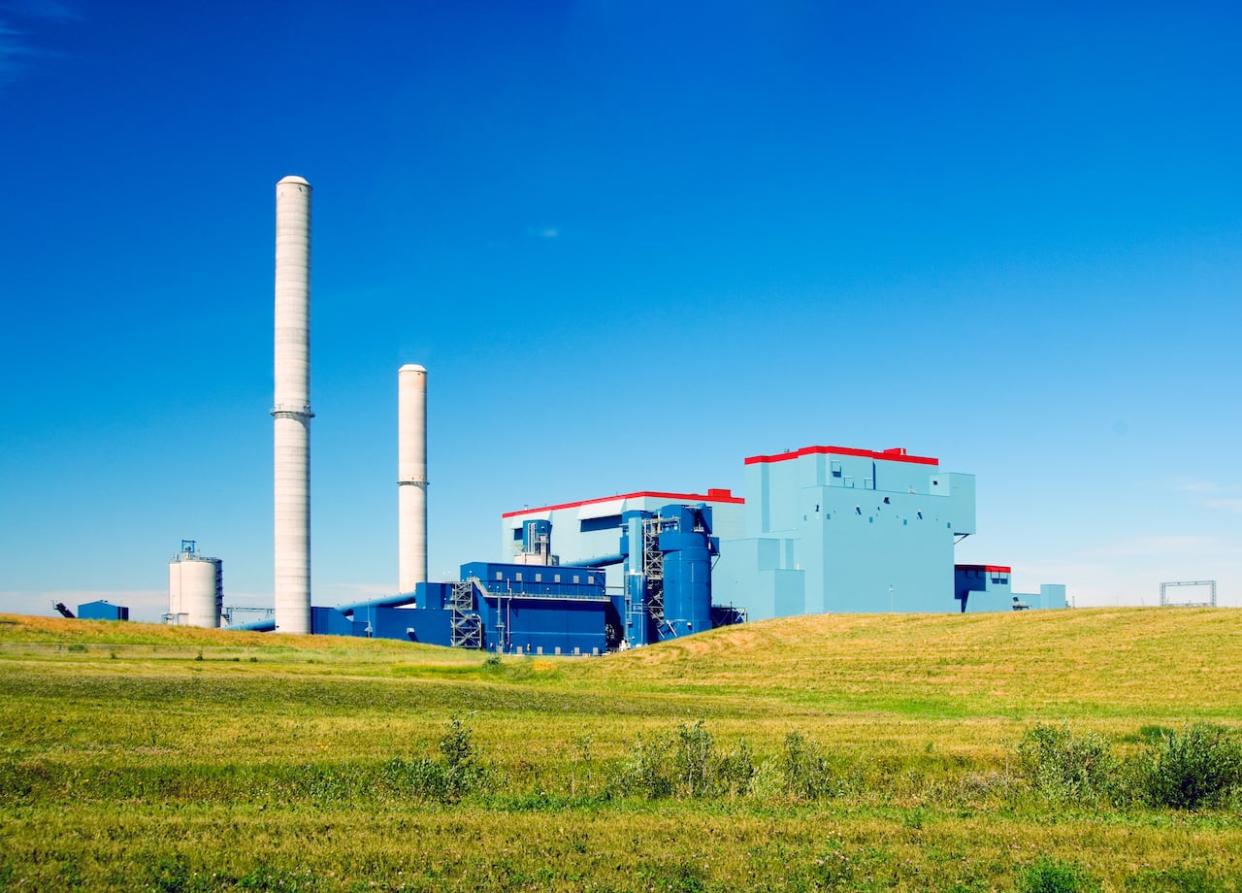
0,607,1238,891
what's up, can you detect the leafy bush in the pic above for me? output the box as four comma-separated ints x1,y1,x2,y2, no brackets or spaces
1133,724,1242,810
780,731,837,800
617,731,674,799
673,720,715,797
717,738,756,796
383,715,486,803
1018,858,1100,893
1017,724,1116,802
616,722,757,799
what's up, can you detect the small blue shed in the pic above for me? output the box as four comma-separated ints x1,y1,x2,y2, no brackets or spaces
77,600,129,621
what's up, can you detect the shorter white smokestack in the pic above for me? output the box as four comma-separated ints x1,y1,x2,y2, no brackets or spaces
398,364,427,593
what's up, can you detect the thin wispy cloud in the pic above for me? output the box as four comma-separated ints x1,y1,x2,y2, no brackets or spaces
0,2,76,81
526,225,560,240
1203,498,1242,514
6,0,80,21
0,21,39,75
1172,477,1242,514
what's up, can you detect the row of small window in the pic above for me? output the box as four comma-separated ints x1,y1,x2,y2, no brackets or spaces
503,645,600,656
495,571,596,585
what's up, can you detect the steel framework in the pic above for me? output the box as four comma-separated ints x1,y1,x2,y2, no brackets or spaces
1159,580,1217,608
643,515,677,637
450,579,483,648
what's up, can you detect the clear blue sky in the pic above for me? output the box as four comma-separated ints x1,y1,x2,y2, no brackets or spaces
2,1,1240,618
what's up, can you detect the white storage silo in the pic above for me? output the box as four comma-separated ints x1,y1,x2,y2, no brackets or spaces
167,540,223,628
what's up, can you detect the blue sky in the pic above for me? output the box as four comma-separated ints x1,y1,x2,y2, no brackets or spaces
2,1,1240,618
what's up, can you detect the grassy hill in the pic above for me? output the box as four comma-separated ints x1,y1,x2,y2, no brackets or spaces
0,608,1238,892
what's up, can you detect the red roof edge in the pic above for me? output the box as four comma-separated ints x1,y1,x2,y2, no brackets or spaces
744,445,939,467
955,564,1012,574
502,488,745,519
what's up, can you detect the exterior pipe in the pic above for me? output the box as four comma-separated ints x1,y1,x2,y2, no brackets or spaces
272,175,313,635
235,618,277,633
337,591,419,617
564,553,626,568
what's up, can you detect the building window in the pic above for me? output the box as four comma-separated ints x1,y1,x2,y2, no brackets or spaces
516,572,523,582
554,574,561,583
534,573,542,582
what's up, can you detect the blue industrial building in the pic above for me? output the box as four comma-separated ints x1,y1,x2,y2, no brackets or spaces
76,600,129,621
240,501,729,654
954,565,1069,612
234,441,1065,652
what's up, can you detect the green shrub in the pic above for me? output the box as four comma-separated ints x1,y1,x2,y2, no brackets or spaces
1018,858,1100,893
1133,724,1242,810
437,715,485,800
383,716,486,804
781,731,836,800
617,731,674,799
673,720,716,797
717,738,756,796
1017,724,1116,802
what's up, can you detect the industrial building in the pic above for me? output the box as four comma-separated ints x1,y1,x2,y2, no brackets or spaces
166,540,223,627
154,175,1067,654
954,565,1068,612
501,490,746,589
240,499,733,653
714,445,978,617
75,601,129,621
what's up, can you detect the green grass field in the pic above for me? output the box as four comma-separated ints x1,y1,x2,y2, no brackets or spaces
0,608,1239,892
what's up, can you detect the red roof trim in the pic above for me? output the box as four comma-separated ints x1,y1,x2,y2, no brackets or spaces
956,564,1012,574
502,488,744,519
744,445,939,467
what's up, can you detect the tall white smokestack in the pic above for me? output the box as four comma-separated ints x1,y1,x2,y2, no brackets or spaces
398,363,427,593
273,175,312,634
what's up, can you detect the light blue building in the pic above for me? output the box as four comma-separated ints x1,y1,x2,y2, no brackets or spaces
954,565,1069,612
497,444,1067,626
713,446,974,618
711,444,1064,618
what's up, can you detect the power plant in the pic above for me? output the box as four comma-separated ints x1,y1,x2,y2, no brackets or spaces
142,174,1074,650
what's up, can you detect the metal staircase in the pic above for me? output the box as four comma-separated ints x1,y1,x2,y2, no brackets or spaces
642,515,677,638
450,579,483,649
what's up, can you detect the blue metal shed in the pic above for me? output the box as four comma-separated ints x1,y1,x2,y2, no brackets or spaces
77,600,129,621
